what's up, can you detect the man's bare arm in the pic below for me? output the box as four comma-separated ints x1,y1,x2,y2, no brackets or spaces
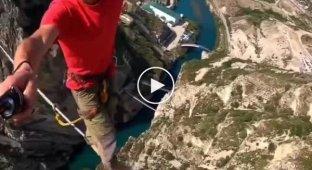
13,25,59,73
0,24,59,123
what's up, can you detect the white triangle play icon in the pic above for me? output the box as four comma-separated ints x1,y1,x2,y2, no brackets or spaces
150,78,165,93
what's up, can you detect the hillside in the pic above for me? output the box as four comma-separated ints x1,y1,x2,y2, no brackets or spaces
0,0,178,169
117,0,312,169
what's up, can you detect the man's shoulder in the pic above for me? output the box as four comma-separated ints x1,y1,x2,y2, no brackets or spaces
41,0,77,30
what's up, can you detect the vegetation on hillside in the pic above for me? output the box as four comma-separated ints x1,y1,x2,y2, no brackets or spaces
185,19,200,42
259,0,275,3
237,8,287,26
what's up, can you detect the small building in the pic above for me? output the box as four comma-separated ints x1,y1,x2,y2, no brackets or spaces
141,2,182,27
181,31,193,42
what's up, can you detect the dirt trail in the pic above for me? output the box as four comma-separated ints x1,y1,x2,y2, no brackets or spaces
209,0,231,48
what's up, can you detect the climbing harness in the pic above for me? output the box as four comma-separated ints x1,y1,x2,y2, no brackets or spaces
0,44,160,137
55,72,110,126
100,80,109,104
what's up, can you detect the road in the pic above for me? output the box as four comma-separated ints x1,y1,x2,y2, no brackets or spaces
209,0,231,47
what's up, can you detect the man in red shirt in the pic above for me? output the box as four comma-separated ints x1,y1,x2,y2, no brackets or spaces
0,0,124,169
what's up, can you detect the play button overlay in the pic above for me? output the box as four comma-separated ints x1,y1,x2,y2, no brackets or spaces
137,67,175,105
150,78,165,93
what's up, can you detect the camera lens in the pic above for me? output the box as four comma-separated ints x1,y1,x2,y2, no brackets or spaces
0,97,15,119
0,87,23,120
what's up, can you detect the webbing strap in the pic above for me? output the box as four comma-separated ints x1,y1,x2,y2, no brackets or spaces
55,114,83,126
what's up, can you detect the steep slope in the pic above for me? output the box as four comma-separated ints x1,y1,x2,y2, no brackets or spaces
0,1,84,169
118,0,312,169
119,58,312,169
0,0,187,169
214,0,312,72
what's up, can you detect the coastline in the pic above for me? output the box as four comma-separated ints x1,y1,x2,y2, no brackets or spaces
206,0,230,61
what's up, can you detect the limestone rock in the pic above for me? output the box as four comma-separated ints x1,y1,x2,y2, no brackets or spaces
118,0,312,169
0,0,82,169
118,58,312,170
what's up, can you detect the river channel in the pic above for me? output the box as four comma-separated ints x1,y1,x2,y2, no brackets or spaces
69,0,217,169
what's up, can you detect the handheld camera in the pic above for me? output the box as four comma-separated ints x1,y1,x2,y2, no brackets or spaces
0,87,24,120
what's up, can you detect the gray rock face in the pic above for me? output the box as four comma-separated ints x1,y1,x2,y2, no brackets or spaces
0,0,181,169
0,0,83,169
0,0,20,80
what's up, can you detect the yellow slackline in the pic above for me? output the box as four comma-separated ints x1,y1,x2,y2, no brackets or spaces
55,114,83,126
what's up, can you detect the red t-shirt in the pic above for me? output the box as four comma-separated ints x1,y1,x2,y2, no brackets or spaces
41,0,123,90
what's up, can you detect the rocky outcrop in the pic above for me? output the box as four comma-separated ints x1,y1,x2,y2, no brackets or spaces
118,0,312,169
118,58,312,170
0,0,184,169
213,0,312,72
0,1,83,169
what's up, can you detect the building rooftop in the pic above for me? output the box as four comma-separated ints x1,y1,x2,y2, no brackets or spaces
141,2,182,21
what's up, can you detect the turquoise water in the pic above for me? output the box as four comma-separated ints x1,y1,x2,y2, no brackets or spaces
171,0,217,77
69,0,217,169
68,107,154,170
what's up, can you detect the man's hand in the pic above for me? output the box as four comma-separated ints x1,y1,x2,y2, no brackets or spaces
0,63,37,125
0,24,59,125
